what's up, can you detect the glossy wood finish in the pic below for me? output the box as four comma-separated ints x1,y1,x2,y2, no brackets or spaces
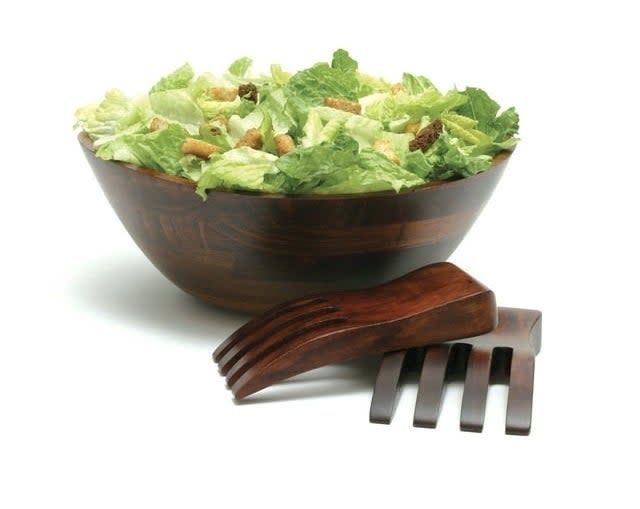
369,307,542,435
213,263,496,399
80,133,510,312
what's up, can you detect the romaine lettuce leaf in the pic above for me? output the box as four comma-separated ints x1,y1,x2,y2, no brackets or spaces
331,49,358,73
74,89,147,146
227,109,263,145
314,149,423,194
270,64,291,86
277,133,422,194
198,118,233,151
227,57,252,78
196,147,280,198
258,109,277,155
405,132,492,180
196,96,254,121
179,154,205,180
455,87,519,145
150,64,194,93
284,50,361,126
149,89,204,131
441,112,493,150
301,106,383,149
96,123,190,175
259,87,295,134
356,72,391,94
401,73,436,94
362,88,467,124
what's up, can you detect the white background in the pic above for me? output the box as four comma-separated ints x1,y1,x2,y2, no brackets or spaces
1,1,639,507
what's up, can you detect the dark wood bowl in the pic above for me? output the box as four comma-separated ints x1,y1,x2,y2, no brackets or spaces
79,133,510,313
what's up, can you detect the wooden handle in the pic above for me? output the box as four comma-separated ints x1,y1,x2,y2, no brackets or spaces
230,264,496,399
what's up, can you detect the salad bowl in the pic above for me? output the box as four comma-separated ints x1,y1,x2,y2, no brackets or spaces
80,133,510,313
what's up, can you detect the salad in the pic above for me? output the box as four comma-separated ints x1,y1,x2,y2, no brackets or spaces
75,50,518,198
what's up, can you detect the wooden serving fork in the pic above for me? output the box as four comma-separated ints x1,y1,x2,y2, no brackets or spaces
213,262,497,399
369,307,542,435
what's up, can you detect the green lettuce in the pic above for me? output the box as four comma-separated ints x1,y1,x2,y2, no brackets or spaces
301,106,384,149
277,133,422,194
150,63,194,93
455,87,519,153
74,89,146,146
284,50,362,127
149,90,204,131
259,87,295,134
96,123,190,175
196,147,280,198
406,132,492,180
227,57,252,78
363,87,467,124
331,49,358,73
76,49,520,198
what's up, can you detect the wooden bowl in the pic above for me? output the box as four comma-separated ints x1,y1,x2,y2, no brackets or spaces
79,133,510,313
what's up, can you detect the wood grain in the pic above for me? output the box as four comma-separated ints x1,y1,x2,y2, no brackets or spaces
369,308,542,435
79,133,510,312
212,262,497,399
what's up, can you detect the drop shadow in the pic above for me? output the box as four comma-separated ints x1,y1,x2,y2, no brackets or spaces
67,253,382,403
65,252,249,347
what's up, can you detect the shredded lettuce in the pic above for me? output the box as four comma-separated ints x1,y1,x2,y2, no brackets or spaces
76,49,519,199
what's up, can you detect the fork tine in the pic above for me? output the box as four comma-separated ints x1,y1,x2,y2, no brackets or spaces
413,345,451,428
229,318,350,399
225,314,348,387
218,304,339,376
218,305,340,377
505,349,535,435
459,346,493,432
212,297,327,363
370,350,411,424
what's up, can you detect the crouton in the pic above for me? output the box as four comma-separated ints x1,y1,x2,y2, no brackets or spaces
235,128,263,149
181,138,221,158
212,114,229,128
149,117,168,132
238,83,258,103
409,118,443,152
207,87,238,101
373,140,400,165
404,123,420,134
390,83,404,94
274,134,295,155
324,97,362,114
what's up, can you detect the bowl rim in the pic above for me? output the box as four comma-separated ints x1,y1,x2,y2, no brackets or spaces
79,132,511,200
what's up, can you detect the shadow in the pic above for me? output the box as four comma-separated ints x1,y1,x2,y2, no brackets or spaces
234,356,380,404
66,252,250,347
67,252,382,403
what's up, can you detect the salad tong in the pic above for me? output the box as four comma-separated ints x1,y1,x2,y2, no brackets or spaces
213,262,497,399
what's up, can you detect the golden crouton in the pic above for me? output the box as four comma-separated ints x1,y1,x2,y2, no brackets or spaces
149,117,168,132
390,83,404,94
181,138,221,158
404,123,420,134
207,87,238,101
324,97,362,114
235,128,263,149
212,114,228,128
373,139,400,165
274,134,295,155
409,118,444,152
